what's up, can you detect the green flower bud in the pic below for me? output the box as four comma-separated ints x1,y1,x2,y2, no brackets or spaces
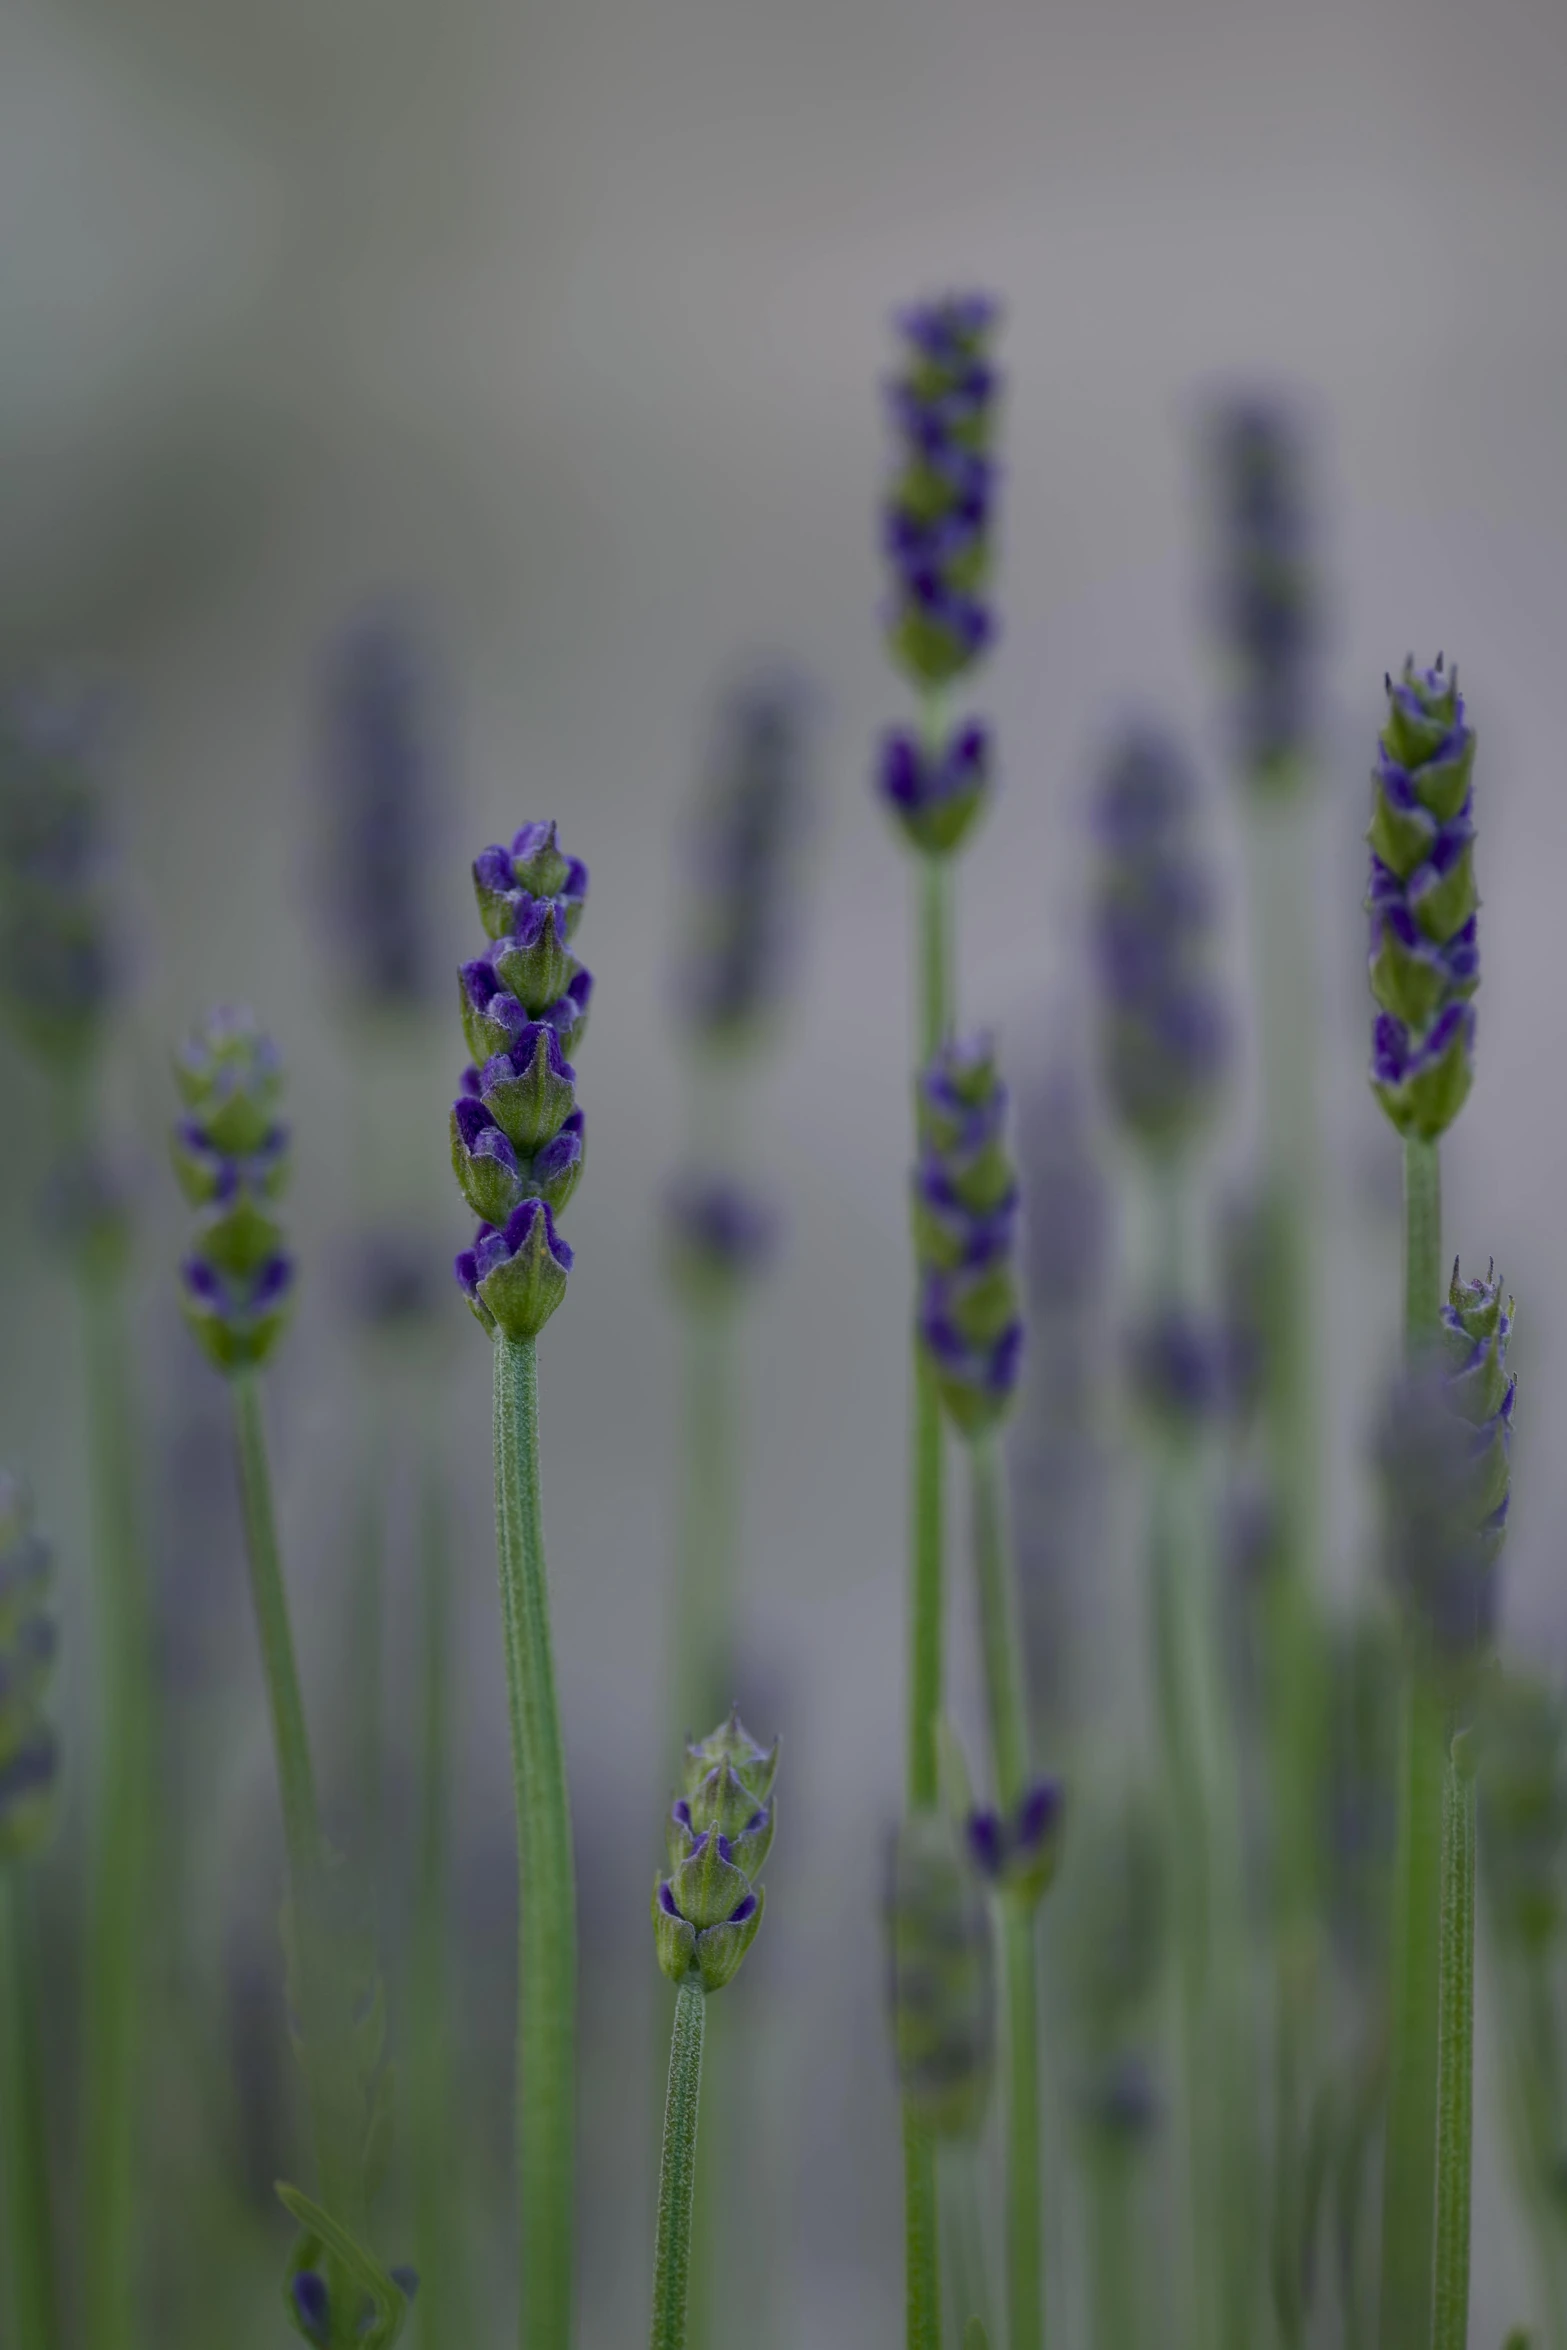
887,1812,995,2138
653,1710,776,1995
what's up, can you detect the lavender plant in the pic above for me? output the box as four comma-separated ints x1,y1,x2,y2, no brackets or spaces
1091,722,1259,2350
647,1711,776,2350
878,290,1002,2350
452,819,589,2350
0,1474,61,2350
0,686,152,2350
666,674,812,1746
173,1007,412,2346
1203,402,1329,2344
1367,657,1485,2350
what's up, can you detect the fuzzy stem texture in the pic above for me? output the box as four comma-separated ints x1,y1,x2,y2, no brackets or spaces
1432,1737,1477,2350
411,1452,463,2349
78,1271,152,2350
0,1869,60,2350
493,1331,577,2350
970,1436,1043,2350
649,1981,707,2350
904,2111,943,2350
1379,1131,1446,2350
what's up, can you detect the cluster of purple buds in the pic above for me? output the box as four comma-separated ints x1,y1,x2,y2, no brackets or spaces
1092,726,1227,1155
0,685,117,1071
1381,1259,1514,1662
968,1776,1063,1909
877,295,1001,857
1125,1304,1231,1434
1205,398,1319,787
320,615,441,1008
653,1709,775,1995
288,2253,417,2348
0,1473,58,1862
663,1176,778,1306
172,1008,295,1374
886,1810,995,2138
913,1035,1024,1436
679,678,814,1045
452,822,591,1342
1367,657,1479,1140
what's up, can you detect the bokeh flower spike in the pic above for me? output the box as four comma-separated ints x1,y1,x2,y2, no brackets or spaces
679,676,814,1047
1206,398,1318,788
968,1777,1064,1908
1092,724,1227,1155
1367,655,1479,1140
913,1033,1025,1434
652,1708,776,1994
172,1007,295,1373
0,685,117,1072
0,1473,58,1861
452,821,591,1339
887,1810,996,2139
321,614,440,1006
662,1177,777,1306
1381,1257,1515,1661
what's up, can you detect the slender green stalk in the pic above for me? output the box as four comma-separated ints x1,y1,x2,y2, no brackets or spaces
671,1302,740,1747
970,1435,1043,2350
1432,1736,1477,2350
919,856,951,1068
0,1869,60,2350
1000,1902,1043,2350
938,2140,992,2349
410,1455,463,2348
78,1270,152,2350
1379,1131,1446,2350
493,1331,577,2350
904,2111,943,2350
1379,1670,1448,2350
649,1981,707,2350
350,1392,387,1908
1085,2140,1139,2350
1242,801,1327,2349
1496,1946,1567,2349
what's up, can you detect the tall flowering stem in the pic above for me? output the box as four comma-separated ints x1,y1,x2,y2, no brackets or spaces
647,1714,776,2350
878,292,1002,2350
0,689,153,2350
1368,658,1483,2350
1204,398,1326,2343
915,1036,1059,2350
0,1475,61,2350
173,1010,410,2347
1091,724,1258,2350
453,820,591,2350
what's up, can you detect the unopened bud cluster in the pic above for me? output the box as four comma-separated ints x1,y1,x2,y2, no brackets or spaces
0,1474,58,1861
913,1035,1024,1435
653,1710,776,1995
452,823,591,1341
173,1008,295,1373
887,1811,995,2138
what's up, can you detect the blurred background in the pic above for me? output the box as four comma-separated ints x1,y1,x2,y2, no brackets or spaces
2,0,1566,2339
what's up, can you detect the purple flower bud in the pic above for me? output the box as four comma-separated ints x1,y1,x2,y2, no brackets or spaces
883,295,1003,693
653,1710,774,1993
173,1011,296,1374
876,720,992,858
663,1176,778,1300
967,1778,1064,1905
0,1474,58,1860
455,1197,573,1342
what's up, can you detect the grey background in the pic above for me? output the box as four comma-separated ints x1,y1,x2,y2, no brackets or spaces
2,0,1565,2334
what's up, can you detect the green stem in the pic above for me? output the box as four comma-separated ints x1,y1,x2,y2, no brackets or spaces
919,856,952,1064
230,1373,361,2259
1433,1736,1477,2350
1001,1901,1043,2350
1379,1668,1448,2350
671,1302,740,1750
493,1331,577,2350
649,1981,707,2350
411,1454,463,2348
938,2139,992,2348
903,2111,943,2350
0,1868,60,2350
969,1437,1029,1809
908,1356,945,1814
1085,2139,1139,2350
1403,1137,1443,1352
78,1271,152,2350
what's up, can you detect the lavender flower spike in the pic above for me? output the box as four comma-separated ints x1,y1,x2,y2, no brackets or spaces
452,822,591,1336
171,1008,295,1373
0,682,118,1072
884,295,1002,692
913,1034,1025,1435
652,1709,776,1994
887,1810,996,2138
1204,398,1319,790
1092,725,1227,1155
320,612,441,1006
1367,656,1479,1140
0,1473,59,1860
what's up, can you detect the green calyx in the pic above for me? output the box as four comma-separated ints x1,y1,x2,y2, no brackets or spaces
174,1008,283,1156
887,1811,995,2139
